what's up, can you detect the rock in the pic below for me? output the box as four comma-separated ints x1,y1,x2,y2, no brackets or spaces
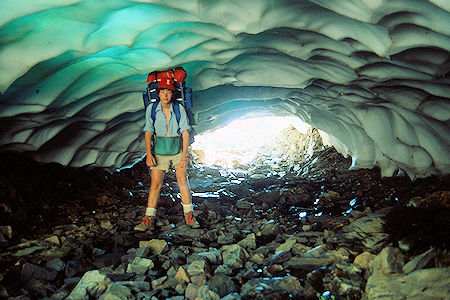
403,247,437,274
370,247,405,275
20,263,57,282
331,208,390,251
207,274,237,297
14,246,47,257
116,281,151,292
65,259,93,278
260,221,281,237
285,257,333,274
196,285,220,300
45,258,66,273
187,260,210,277
175,266,190,282
152,276,167,288
237,233,256,249
68,270,111,300
221,244,249,269
100,220,114,230
139,239,168,255
292,243,312,256
126,257,154,274
185,283,200,300
275,238,296,252
189,249,222,265
353,251,376,269
44,235,60,246
0,226,12,239
271,250,292,264
240,276,303,298
365,268,450,299
221,292,242,300
98,282,133,299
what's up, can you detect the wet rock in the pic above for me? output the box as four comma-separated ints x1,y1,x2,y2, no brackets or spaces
403,247,437,274
68,270,111,300
21,263,57,282
14,245,47,257
237,233,256,250
189,249,222,265
45,258,66,273
175,266,190,282
332,208,390,251
370,247,405,275
139,239,168,255
65,259,93,278
353,251,376,270
271,250,292,264
207,274,237,297
99,282,133,299
240,276,303,298
196,285,221,300
365,268,450,299
221,244,249,269
126,257,154,275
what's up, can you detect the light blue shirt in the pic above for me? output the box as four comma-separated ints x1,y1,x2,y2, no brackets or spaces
143,102,191,136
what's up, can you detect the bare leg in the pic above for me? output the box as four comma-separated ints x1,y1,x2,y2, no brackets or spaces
147,169,165,208
175,167,191,205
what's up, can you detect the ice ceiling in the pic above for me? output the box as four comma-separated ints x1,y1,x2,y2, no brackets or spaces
0,0,449,179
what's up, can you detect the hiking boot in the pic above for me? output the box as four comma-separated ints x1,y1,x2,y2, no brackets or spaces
134,216,156,231
185,212,200,228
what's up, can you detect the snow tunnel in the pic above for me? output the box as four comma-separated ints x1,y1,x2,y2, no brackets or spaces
0,0,448,180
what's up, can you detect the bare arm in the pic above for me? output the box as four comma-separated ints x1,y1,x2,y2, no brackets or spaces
180,130,189,168
145,131,156,167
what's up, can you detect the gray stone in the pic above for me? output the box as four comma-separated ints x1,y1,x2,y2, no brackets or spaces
221,244,249,269
21,263,57,282
68,270,111,300
116,281,151,292
185,283,200,300
370,247,405,275
45,258,66,273
271,250,292,264
187,259,210,276
403,247,437,274
260,221,281,237
188,250,222,265
126,257,154,274
0,226,12,239
237,233,256,250
275,238,296,252
152,276,167,288
65,259,92,278
14,246,46,257
135,246,150,258
139,239,168,255
98,282,133,300
365,268,450,299
196,285,220,300
207,274,237,297
353,251,376,270
221,292,242,300
240,276,303,298
214,264,233,275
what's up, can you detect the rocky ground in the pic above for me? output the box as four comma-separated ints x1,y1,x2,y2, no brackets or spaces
0,145,449,299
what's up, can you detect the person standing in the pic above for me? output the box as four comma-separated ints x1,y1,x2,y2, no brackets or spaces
135,78,199,231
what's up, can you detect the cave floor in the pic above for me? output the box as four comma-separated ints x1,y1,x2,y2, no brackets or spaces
0,150,449,298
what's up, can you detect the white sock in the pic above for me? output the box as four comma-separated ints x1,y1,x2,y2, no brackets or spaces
146,207,157,217
182,203,193,215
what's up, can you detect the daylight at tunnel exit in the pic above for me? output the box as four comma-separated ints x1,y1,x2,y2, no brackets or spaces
0,0,449,299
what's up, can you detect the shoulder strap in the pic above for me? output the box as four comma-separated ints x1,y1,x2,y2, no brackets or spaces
172,101,181,124
150,100,159,122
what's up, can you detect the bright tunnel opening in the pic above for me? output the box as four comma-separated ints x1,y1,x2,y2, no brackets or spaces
190,115,313,170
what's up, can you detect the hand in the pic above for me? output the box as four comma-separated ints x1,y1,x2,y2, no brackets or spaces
146,154,156,167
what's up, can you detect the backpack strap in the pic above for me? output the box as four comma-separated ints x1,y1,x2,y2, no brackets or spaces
171,101,181,124
150,100,159,122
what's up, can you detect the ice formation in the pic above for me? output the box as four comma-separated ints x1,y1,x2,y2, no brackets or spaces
0,0,448,179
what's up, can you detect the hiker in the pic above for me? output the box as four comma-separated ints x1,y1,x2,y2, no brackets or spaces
135,78,199,231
